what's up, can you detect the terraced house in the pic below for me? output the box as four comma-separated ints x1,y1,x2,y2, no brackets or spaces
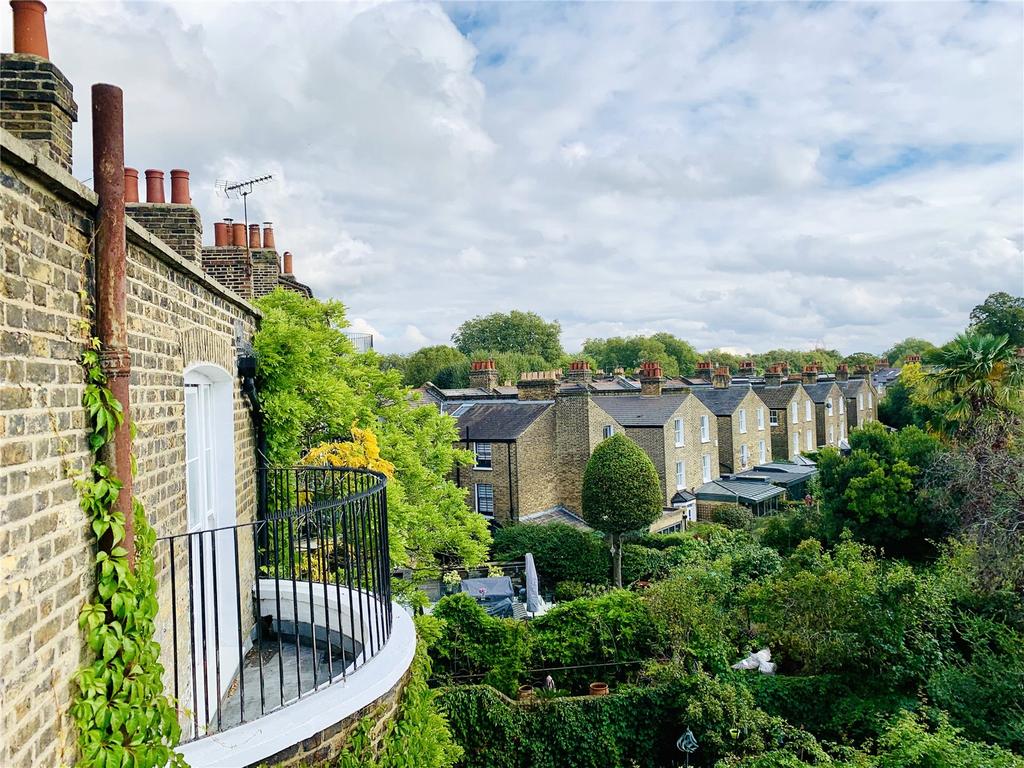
752,365,817,460
1,6,412,767
832,364,879,431
690,368,772,474
799,368,846,449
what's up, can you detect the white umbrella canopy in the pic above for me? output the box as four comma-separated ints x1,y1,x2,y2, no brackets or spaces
525,552,544,613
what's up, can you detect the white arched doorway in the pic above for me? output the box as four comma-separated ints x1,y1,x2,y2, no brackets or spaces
183,363,239,732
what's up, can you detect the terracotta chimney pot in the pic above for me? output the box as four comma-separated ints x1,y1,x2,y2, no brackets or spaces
123,167,139,203
169,169,190,204
248,224,261,249
222,218,234,245
282,251,293,274
213,222,228,246
262,222,275,250
232,223,246,248
11,0,48,59
144,169,165,203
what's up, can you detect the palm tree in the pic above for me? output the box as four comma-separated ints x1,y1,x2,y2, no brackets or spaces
924,332,1024,438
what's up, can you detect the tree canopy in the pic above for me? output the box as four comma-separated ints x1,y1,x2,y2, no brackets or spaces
969,292,1024,347
254,290,491,573
884,337,939,365
452,311,564,362
403,345,468,387
581,433,663,586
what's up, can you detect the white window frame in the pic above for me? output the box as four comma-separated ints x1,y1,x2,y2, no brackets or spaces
474,483,494,517
674,418,684,447
858,393,864,410
791,401,798,423
675,460,686,490
839,397,845,415
758,439,766,463
805,400,812,421
700,414,710,443
701,453,712,483
757,407,765,430
793,431,800,455
770,410,779,427
740,444,750,468
868,392,873,408
806,429,813,450
829,424,835,444
739,409,747,434
473,441,493,470
826,397,833,415
602,424,615,439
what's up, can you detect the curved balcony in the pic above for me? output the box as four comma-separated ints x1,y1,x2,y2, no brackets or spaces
154,467,414,767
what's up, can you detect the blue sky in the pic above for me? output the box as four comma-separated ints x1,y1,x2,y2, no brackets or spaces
12,0,1024,354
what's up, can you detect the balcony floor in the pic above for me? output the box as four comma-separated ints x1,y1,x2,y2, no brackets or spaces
216,636,352,730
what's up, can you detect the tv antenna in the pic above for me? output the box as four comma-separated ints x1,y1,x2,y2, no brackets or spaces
215,174,273,253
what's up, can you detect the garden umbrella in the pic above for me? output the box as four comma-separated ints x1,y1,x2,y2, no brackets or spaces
525,552,543,613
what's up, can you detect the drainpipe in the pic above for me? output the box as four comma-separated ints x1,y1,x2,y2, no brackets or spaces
92,83,135,567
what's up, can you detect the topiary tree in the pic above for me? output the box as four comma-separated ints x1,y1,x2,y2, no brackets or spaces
581,433,664,587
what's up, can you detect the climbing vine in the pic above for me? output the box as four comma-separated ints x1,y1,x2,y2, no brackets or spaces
69,339,186,768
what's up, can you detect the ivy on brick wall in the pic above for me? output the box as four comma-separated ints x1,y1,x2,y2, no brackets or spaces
69,339,186,768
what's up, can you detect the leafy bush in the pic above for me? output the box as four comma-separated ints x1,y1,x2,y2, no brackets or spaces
429,594,531,696
491,523,610,588
712,503,755,531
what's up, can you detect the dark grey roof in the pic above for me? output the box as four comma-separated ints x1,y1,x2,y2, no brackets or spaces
592,393,689,426
671,490,697,504
586,377,639,392
520,506,591,530
695,478,786,503
446,401,552,440
751,462,817,478
690,385,751,415
835,379,869,396
752,381,800,409
802,382,841,404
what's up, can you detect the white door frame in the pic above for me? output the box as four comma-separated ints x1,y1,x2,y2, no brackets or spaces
184,363,239,732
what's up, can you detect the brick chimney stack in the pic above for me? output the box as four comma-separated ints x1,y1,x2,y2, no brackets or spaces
565,359,593,384
639,360,664,397
696,360,714,382
127,167,203,262
1,1,79,172
518,370,561,401
764,364,783,387
851,364,870,380
801,365,818,385
835,364,849,382
712,366,731,389
469,359,499,392
874,358,889,371
904,354,921,365
739,360,756,378
776,361,791,379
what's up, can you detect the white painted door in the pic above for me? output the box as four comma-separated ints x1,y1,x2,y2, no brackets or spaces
184,375,239,732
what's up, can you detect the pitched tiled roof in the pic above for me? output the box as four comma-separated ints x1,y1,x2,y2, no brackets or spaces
690,385,751,415
835,379,869,397
752,382,800,409
802,382,841,404
446,401,552,440
592,393,689,426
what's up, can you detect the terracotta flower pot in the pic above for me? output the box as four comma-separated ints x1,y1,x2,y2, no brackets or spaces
589,682,609,696
517,685,534,701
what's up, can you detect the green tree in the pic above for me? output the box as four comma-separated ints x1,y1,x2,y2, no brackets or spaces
815,422,947,556
923,332,1024,437
582,335,681,376
650,332,700,376
404,345,468,387
884,337,938,366
581,433,664,587
254,290,490,573
969,292,1024,347
452,311,563,362
842,351,879,368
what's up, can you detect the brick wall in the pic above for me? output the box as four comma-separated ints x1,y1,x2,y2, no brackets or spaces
814,383,845,448
661,395,719,496
728,389,772,472
1,128,259,767
126,203,202,262
459,441,514,524
0,54,76,172
251,247,281,297
515,408,559,516
201,246,253,299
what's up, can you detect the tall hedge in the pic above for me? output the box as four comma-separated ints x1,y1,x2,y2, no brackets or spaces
491,523,610,588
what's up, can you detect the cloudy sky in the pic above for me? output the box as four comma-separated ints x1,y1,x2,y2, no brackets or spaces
9,1,1023,354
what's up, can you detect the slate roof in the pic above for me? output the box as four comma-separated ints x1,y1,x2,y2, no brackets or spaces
592,393,689,426
445,401,552,440
519,506,592,530
695,478,786,503
752,381,801,409
690,385,752,416
802,382,841,404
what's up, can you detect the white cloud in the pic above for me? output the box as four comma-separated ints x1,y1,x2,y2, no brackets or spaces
13,0,1022,354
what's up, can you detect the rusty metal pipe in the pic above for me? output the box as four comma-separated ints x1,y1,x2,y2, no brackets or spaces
92,83,135,568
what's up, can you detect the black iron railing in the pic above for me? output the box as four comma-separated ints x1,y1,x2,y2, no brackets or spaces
157,466,390,742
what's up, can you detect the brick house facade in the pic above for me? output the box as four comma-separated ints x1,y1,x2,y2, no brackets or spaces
691,377,773,474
